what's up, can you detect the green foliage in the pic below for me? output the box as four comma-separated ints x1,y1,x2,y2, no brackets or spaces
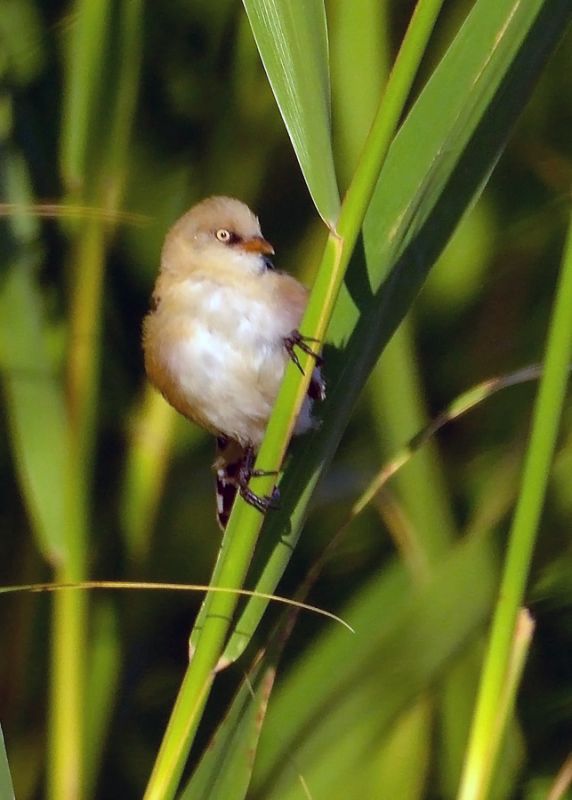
0,724,15,800
243,0,340,224
0,2,571,800
0,198,67,564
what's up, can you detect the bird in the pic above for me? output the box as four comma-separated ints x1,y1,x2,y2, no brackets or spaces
142,196,325,528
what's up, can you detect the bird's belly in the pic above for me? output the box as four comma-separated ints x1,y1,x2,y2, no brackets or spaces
161,317,288,447
146,281,312,447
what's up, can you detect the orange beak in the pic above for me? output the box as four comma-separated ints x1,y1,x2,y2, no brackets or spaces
241,236,275,256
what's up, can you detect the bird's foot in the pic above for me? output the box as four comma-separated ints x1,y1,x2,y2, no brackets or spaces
238,483,281,514
284,329,323,375
236,448,280,514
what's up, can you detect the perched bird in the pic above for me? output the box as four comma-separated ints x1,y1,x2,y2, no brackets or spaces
142,196,325,528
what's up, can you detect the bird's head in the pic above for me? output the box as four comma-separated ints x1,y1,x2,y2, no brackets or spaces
161,196,275,277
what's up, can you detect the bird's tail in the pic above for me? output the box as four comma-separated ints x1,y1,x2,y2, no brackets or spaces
213,437,249,529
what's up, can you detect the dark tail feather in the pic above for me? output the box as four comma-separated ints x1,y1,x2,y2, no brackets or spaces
213,437,248,529
309,366,326,401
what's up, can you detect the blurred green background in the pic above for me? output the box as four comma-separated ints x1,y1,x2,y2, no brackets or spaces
1,0,571,798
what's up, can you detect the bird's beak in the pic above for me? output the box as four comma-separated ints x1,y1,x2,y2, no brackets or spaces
241,236,275,256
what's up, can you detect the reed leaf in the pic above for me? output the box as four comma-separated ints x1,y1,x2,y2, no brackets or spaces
223,0,572,665
242,0,340,224
0,725,15,800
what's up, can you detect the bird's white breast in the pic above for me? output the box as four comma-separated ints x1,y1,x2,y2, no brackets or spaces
157,277,308,446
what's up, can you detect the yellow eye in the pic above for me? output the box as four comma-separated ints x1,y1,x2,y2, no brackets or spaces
216,228,231,242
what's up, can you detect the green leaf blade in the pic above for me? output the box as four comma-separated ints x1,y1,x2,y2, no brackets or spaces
242,0,340,224
178,660,275,800
0,163,68,565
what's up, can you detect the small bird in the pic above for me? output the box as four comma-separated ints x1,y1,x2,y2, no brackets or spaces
142,196,325,528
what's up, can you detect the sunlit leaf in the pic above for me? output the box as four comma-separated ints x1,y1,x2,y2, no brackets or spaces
242,0,340,224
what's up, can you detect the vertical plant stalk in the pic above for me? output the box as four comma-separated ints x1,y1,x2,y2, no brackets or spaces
49,0,111,791
60,0,111,192
67,220,107,469
49,0,142,794
48,591,88,800
458,205,572,800
49,220,106,800
144,2,445,798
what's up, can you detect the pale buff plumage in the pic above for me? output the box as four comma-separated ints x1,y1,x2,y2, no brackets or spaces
142,196,317,450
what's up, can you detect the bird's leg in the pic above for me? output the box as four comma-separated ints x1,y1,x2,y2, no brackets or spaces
284,330,327,402
238,484,281,514
284,329,323,375
215,441,280,528
236,447,280,513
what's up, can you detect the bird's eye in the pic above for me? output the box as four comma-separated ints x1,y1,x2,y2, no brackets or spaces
215,228,232,243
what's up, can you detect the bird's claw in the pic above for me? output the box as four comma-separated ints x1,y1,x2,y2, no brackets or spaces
284,329,323,375
238,484,281,513
236,449,280,515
